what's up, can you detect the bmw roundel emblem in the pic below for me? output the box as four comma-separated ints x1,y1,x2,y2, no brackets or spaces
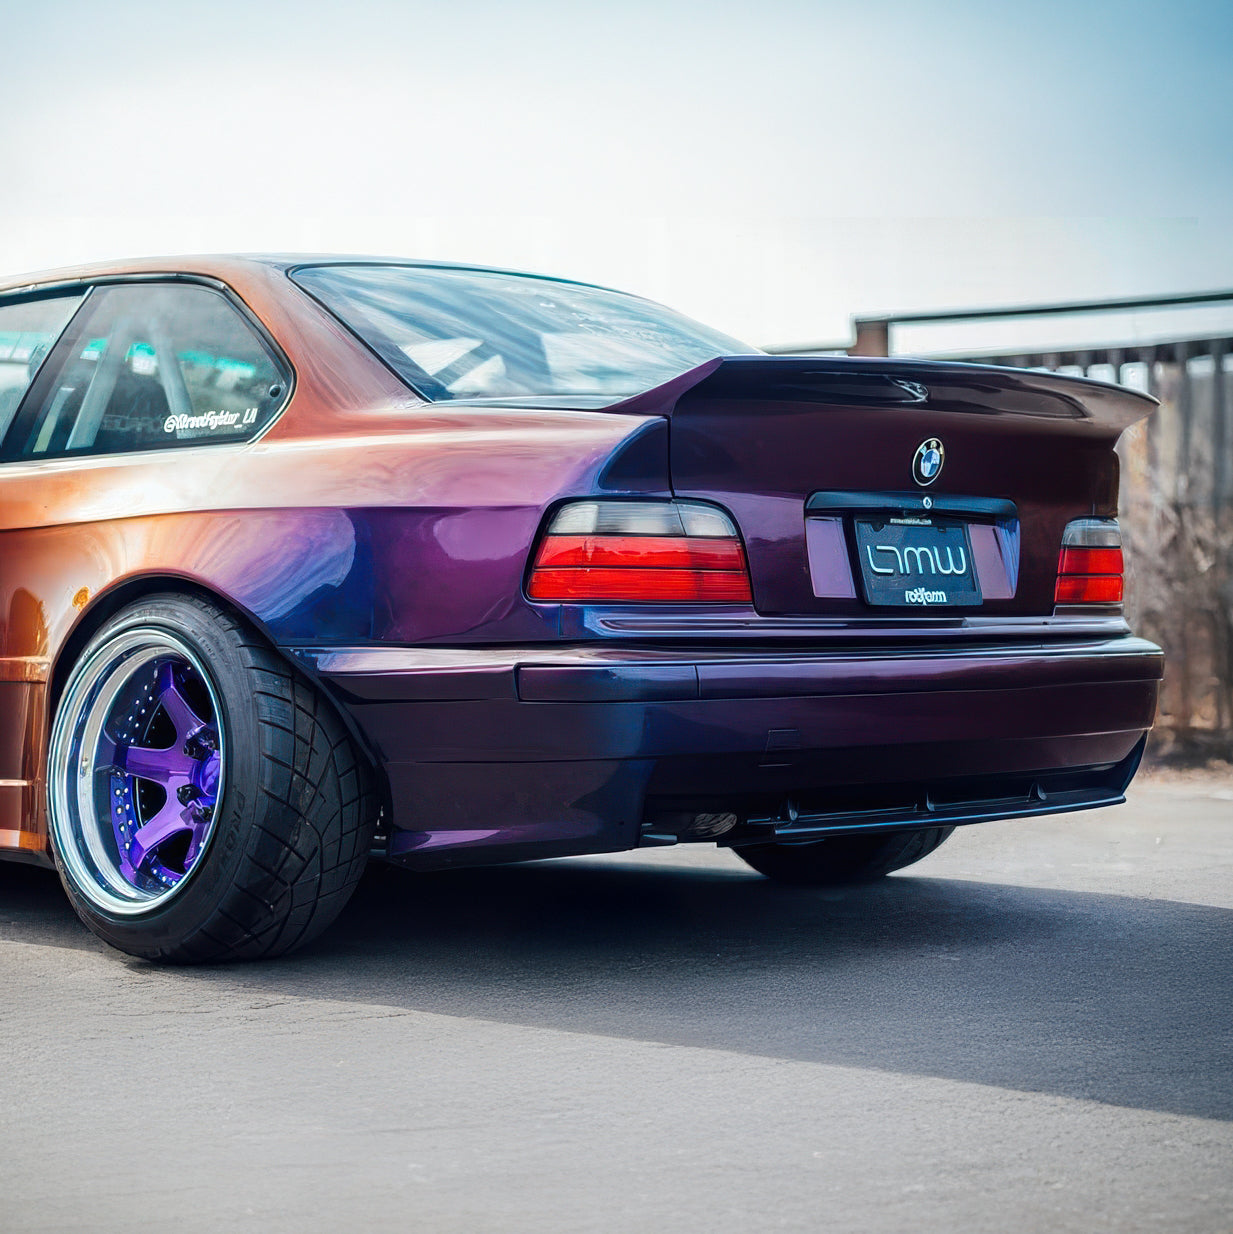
912,438,944,487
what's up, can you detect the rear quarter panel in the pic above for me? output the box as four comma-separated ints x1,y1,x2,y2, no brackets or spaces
0,261,663,852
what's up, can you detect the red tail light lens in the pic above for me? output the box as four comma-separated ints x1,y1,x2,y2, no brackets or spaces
1055,519,1124,605
1055,574,1124,604
1058,546,1124,577
528,501,753,603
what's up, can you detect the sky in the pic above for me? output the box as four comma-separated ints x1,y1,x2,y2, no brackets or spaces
4,0,1232,348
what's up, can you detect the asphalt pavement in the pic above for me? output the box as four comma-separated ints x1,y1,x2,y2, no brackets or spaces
2,770,1231,1233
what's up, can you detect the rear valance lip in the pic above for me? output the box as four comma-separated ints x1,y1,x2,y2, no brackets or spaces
605,354,1158,433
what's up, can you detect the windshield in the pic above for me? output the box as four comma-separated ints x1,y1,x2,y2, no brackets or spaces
290,264,758,402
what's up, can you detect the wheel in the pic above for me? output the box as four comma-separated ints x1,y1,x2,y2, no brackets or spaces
47,593,378,963
734,826,955,886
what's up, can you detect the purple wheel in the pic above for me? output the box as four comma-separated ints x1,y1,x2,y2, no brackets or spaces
47,594,378,961
48,628,227,913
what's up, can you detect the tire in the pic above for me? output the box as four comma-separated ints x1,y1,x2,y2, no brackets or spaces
47,593,378,963
734,826,955,886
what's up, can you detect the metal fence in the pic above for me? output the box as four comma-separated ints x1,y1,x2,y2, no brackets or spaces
768,293,1233,759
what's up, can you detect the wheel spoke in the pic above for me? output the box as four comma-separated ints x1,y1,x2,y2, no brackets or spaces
113,742,195,783
129,800,196,871
156,661,207,741
182,814,209,867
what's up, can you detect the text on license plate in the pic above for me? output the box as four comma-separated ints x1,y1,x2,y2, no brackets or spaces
853,518,982,607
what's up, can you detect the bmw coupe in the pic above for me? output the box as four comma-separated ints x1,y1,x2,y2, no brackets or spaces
0,256,1163,961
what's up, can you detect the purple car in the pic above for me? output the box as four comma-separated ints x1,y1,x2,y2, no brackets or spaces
0,256,1162,962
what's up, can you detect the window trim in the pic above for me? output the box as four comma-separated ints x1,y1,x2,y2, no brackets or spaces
0,273,295,464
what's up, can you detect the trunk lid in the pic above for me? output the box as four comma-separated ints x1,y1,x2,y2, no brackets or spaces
608,356,1156,617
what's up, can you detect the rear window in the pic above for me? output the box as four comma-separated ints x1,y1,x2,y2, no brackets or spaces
290,264,756,402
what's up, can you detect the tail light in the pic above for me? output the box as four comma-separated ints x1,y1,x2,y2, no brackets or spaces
1055,518,1124,605
528,500,753,602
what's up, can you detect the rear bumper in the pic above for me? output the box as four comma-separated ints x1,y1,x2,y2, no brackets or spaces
301,635,1162,868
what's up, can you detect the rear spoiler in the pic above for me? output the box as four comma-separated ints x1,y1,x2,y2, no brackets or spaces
607,354,1157,434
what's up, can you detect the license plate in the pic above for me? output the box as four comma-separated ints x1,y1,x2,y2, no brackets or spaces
854,518,982,608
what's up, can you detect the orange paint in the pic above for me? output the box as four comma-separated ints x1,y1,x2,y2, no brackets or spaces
0,827,45,851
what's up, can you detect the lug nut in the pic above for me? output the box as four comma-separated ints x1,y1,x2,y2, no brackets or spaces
183,730,217,759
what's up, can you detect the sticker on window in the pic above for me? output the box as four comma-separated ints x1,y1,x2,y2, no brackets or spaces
164,407,260,435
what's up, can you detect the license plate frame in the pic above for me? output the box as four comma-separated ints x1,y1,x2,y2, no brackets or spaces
853,517,982,608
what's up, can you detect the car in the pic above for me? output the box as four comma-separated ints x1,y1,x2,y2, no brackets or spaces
0,254,1163,962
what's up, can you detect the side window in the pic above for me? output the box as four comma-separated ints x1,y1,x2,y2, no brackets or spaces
17,283,287,459
0,291,86,444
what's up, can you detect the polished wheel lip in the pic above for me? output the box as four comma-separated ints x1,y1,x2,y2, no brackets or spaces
48,626,227,918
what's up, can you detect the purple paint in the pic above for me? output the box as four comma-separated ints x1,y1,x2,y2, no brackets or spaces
0,257,1165,879
109,660,220,888
805,517,857,599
